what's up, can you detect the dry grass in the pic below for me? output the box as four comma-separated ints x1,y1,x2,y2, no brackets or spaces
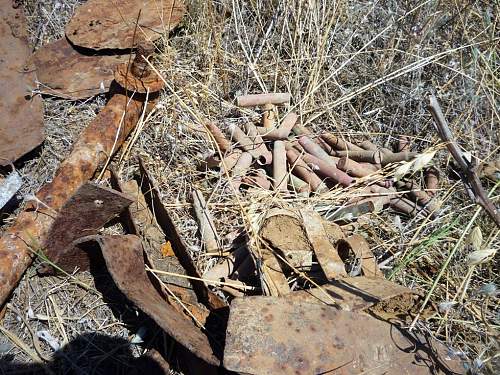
1,0,498,373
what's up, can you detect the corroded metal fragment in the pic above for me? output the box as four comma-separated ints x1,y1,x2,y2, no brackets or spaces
0,92,145,307
224,296,465,375
41,183,133,273
0,1,44,166
66,0,186,50
96,235,220,366
31,38,129,99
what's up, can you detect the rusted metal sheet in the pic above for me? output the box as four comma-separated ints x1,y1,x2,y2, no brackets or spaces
301,209,347,280
224,296,465,375
65,0,186,50
138,158,227,310
289,276,414,311
109,170,210,325
31,38,129,99
0,1,44,166
38,183,133,273
0,89,146,307
95,234,220,366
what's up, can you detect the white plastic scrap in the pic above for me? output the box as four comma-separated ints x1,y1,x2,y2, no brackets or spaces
0,171,22,209
36,330,60,351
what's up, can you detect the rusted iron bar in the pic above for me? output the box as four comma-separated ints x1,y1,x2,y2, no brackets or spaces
0,47,158,307
286,148,327,192
257,112,298,140
320,134,363,152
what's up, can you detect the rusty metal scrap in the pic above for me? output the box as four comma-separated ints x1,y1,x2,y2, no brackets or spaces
138,158,226,310
95,234,220,366
38,183,133,274
224,296,464,375
31,38,129,99
0,48,153,307
301,209,347,280
65,0,186,50
290,276,413,311
0,1,44,166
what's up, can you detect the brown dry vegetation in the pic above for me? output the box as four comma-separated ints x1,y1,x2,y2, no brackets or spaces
1,0,499,374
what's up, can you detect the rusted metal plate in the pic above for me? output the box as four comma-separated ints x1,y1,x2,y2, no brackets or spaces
301,209,347,280
31,38,129,99
138,158,227,310
96,235,219,366
0,1,44,166
338,235,383,278
109,170,211,325
289,276,414,311
40,183,133,273
65,0,186,50
224,296,465,375
0,91,146,307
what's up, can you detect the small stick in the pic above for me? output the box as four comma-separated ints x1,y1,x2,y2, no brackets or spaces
337,157,377,177
286,148,327,192
359,140,378,151
237,93,291,107
205,122,231,153
321,134,363,152
192,189,219,253
300,152,354,186
332,150,383,164
257,112,298,140
262,103,276,129
428,94,500,226
273,140,287,191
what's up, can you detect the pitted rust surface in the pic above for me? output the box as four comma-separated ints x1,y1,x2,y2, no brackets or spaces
0,90,147,307
65,0,186,50
36,93,143,211
0,1,44,166
114,62,164,93
96,235,220,366
31,38,129,99
41,183,133,273
224,296,465,375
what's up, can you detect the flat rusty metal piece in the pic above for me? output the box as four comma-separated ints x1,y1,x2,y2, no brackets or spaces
96,235,220,366
0,91,146,307
114,62,164,93
301,209,347,280
65,0,186,50
289,276,414,311
31,38,129,99
224,296,465,375
138,158,227,311
0,1,44,166
41,183,133,273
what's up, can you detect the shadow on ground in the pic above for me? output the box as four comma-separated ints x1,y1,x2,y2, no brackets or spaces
0,332,167,374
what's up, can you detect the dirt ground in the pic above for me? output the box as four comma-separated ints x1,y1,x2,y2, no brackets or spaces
0,0,498,374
